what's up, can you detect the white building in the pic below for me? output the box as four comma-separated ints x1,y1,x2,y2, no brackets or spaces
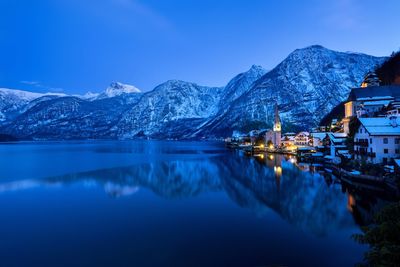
310,132,327,147
324,132,349,158
342,85,400,134
282,133,296,147
354,117,400,164
294,132,310,146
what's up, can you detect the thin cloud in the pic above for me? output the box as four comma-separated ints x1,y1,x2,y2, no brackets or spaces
20,81,64,93
20,81,41,86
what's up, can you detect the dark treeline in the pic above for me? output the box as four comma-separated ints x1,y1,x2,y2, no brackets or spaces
375,50,400,85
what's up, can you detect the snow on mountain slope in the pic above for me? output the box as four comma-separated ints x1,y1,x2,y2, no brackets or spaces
1,45,387,139
0,88,65,122
196,45,386,135
112,80,224,138
189,65,266,138
2,93,143,140
98,82,141,99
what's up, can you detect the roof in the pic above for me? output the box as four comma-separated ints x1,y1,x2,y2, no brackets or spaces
311,152,324,157
283,132,296,136
333,132,347,138
326,132,347,143
311,132,327,139
295,131,310,137
282,136,295,141
363,100,391,106
394,159,400,167
348,85,400,102
359,117,400,136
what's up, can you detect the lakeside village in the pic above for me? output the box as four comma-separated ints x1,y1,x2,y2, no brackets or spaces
225,72,400,194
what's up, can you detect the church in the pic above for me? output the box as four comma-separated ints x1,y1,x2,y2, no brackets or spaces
265,104,282,148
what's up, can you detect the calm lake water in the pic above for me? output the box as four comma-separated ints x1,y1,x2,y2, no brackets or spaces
0,141,380,267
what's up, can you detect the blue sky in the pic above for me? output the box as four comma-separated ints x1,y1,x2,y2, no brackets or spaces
0,0,399,94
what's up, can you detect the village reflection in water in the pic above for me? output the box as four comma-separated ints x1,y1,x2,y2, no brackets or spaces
0,146,392,234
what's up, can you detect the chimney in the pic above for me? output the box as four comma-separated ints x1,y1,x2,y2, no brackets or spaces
390,116,398,127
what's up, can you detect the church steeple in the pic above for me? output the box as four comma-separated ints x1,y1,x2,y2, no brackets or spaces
273,103,281,132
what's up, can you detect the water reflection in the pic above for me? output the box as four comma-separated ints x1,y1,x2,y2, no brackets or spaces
1,145,390,237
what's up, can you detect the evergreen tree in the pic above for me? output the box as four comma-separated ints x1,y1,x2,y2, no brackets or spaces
375,50,400,85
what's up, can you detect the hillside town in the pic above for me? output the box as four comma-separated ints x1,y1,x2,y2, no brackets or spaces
226,55,400,182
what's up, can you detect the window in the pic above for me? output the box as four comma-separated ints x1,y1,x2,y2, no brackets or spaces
384,149,389,154
396,149,400,154
383,138,388,144
359,128,363,133
370,148,373,153
370,138,372,144
383,157,388,164
395,138,400,144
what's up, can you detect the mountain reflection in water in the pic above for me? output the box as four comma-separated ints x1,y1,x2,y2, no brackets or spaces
0,142,387,237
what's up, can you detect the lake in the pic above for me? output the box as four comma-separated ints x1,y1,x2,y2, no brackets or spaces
0,141,375,267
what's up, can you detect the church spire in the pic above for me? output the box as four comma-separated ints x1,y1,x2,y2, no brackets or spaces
273,103,281,132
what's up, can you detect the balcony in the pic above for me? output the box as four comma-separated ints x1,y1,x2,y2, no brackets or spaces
354,150,376,158
354,140,369,147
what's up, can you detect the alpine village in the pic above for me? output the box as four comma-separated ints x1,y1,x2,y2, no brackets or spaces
225,51,400,196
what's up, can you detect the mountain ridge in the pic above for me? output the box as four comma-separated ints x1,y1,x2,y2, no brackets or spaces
0,45,386,140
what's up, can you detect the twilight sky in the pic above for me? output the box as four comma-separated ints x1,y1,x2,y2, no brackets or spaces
0,0,399,94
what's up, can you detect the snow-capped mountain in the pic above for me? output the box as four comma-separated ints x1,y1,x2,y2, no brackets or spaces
0,88,65,122
196,45,385,135
189,65,267,138
0,45,386,140
112,80,224,139
0,82,141,124
98,82,141,99
3,94,143,140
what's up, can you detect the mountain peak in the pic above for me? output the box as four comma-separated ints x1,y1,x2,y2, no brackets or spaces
105,82,141,97
249,64,265,72
303,44,326,50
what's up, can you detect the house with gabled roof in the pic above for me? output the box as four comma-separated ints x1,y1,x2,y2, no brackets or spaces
342,85,400,134
354,116,400,164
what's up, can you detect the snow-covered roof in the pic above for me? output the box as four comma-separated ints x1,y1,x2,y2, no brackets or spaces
333,132,347,138
348,85,400,102
311,132,327,139
311,152,324,157
326,132,347,143
295,131,310,137
359,117,400,136
282,136,295,141
394,159,400,167
358,96,393,101
297,146,314,151
363,100,391,106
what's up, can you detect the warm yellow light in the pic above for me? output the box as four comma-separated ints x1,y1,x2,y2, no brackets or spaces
260,144,265,149
269,154,274,160
260,154,264,159
269,144,274,149
274,166,282,176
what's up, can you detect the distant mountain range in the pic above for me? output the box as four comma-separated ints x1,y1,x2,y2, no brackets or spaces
0,45,385,140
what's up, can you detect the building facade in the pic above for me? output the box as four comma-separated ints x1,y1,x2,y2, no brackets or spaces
294,132,310,146
265,104,282,148
354,117,400,164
